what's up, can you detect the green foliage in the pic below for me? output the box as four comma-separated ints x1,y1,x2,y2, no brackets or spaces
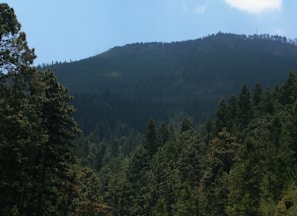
279,72,297,105
0,3,35,74
226,137,262,216
0,68,82,215
4,4,297,215
45,33,297,134
180,118,193,134
0,4,88,215
275,184,297,215
252,83,263,106
215,99,230,132
236,84,253,130
258,89,275,115
124,145,152,215
144,117,160,156
68,165,109,216
89,72,297,215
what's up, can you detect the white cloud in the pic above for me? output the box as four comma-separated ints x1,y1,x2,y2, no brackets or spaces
197,0,211,14
224,0,282,13
195,5,206,13
183,0,210,14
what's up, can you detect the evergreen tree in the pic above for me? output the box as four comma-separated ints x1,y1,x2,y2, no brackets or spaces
159,122,169,146
0,4,81,214
285,99,297,154
252,83,263,117
252,82,263,106
275,184,297,215
0,5,39,214
279,72,297,105
124,145,152,215
258,89,274,115
215,99,230,132
144,117,159,156
227,137,262,216
33,70,81,215
227,96,237,121
210,128,239,174
180,118,193,134
236,84,253,130
198,128,239,215
0,3,35,75
0,68,46,215
151,147,173,215
70,165,109,215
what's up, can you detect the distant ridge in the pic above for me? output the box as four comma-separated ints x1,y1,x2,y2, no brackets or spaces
46,33,297,133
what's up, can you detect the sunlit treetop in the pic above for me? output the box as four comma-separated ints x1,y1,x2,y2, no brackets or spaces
0,3,35,75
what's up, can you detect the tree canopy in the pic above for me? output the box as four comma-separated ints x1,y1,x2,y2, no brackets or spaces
2,3,297,215
0,4,94,215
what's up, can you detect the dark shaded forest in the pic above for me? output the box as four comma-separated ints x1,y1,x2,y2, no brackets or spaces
1,3,297,215
45,32,297,134
75,72,297,215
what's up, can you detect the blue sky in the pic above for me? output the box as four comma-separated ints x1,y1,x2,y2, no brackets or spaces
3,0,297,65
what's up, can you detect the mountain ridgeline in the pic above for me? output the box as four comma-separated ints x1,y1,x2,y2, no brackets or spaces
47,33,297,134
4,3,297,214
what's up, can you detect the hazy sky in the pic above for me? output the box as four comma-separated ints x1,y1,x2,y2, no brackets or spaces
3,0,297,65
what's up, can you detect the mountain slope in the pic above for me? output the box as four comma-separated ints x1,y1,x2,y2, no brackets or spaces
47,33,297,133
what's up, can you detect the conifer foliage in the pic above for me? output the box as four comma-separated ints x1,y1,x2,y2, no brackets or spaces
0,4,87,215
88,72,297,215
2,3,297,215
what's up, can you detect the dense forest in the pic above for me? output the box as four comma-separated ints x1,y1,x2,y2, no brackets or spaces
46,32,297,134
1,3,297,216
75,72,297,215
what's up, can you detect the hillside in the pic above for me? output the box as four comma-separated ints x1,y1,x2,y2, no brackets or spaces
47,33,297,133
3,3,297,214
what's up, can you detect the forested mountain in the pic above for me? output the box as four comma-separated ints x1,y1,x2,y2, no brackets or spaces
47,33,297,133
78,72,297,215
3,3,297,215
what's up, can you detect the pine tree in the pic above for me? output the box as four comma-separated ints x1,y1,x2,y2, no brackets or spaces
275,184,297,215
159,122,169,146
279,72,297,105
0,3,35,75
258,89,274,115
211,128,239,174
0,68,46,215
34,70,80,215
144,117,159,156
236,84,253,131
215,99,230,132
70,165,109,216
0,4,81,214
0,4,39,214
252,83,263,117
285,99,297,154
227,137,262,216
124,145,152,215
180,118,193,134
227,96,237,121
198,128,239,215
252,82,263,107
